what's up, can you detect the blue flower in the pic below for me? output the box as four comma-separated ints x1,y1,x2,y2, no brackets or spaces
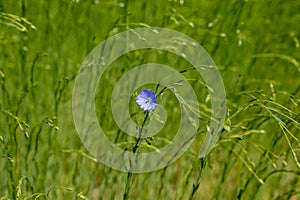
136,89,157,111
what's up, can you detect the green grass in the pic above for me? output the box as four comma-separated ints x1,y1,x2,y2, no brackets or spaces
1,0,300,199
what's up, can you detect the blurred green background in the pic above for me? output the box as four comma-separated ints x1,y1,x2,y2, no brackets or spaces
0,0,299,199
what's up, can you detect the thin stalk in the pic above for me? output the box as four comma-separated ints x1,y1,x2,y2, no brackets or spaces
189,157,206,199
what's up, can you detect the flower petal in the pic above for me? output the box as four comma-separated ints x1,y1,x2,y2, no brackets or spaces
136,89,157,111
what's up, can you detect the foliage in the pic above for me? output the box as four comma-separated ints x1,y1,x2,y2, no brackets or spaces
0,0,299,199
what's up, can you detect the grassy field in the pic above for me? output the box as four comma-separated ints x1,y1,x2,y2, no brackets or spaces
1,0,300,199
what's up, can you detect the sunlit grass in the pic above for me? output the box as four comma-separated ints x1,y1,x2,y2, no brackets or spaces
0,0,299,199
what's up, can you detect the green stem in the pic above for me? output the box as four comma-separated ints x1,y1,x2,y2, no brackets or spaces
123,111,149,200
190,157,206,199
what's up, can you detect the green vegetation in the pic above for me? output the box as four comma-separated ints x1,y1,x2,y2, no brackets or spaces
1,0,299,199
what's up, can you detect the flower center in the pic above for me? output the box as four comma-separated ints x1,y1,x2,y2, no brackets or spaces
147,97,152,103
